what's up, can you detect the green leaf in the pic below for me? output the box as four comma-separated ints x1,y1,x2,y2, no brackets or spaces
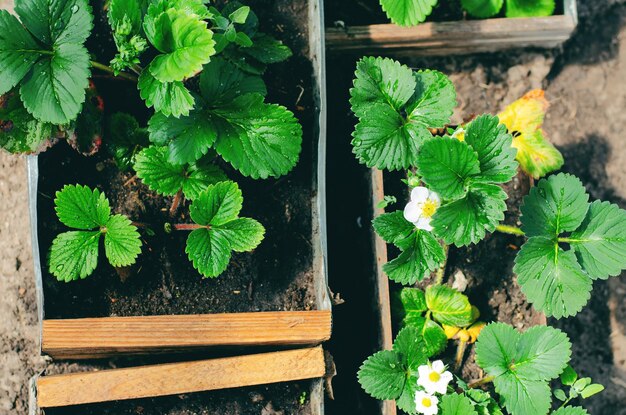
49,231,100,282
475,323,571,415
148,108,217,165
138,69,195,117
357,350,406,400
406,69,457,129
189,181,242,226
241,33,292,64
514,236,592,318
464,114,518,184
108,0,143,34
553,388,567,401
506,0,555,17
373,211,416,250
396,373,420,415
107,112,149,171
404,315,448,357
215,217,264,252
15,0,92,46
569,200,626,280
417,138,481,200
146,9,215,82
433,183,507,247
379,0,438,26
400,287,427,314
103,214,142,267
0,91,57,154
520,173,589,238
383,229,445,284
134,146,226,200
185,227,232,277
425,285,474,327
229,6,250,24
213,93,302,179
440,393,478,415
393,325,429,371
560,365,578,386
0,11,41,96
552,407,589,415
54,184,110,229
581,384,604,399
199,57,266,105
461,0,504,17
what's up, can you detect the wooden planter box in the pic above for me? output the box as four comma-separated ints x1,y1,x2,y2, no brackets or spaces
26,0,330,412
326,0,577,56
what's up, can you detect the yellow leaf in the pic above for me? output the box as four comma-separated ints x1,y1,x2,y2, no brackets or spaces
443,324,461,339
466,321,486,343
498,89,563,179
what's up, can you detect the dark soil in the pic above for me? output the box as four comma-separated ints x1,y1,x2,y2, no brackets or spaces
35,0,323,414
324,0,565,27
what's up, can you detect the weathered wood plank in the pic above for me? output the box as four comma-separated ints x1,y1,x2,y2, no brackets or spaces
369,168,397,415
37,346,326,408
326,15,577,56
43,310,332,359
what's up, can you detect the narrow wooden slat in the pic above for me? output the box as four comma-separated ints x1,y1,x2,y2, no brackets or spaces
326,15,576,55
369,168,397,415
43,310,332,359
37,346,326,408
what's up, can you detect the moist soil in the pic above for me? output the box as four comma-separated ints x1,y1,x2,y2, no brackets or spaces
35,0,322,413
324,0,565,27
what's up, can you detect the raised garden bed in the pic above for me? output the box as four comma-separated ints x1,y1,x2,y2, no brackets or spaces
11,0,331,412
325,0,578,55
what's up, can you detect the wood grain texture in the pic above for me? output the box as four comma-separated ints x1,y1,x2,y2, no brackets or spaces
37,346,326,408
43,310,332,359
326,15,576,56
369,168,397,415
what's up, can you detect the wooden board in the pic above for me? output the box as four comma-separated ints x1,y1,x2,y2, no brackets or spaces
368,168,397,415
326,14,577,56
37,346,326,408
42,310,332,359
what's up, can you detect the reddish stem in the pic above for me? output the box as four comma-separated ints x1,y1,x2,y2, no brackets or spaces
171,223,209,231
169,190,183,217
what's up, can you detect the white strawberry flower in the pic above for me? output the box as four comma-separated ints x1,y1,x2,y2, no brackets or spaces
403,186,441,232
417,360,453,395
414,390,439,415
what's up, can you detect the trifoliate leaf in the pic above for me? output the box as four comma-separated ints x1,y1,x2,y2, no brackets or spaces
107,112,149,171
373,211,416,250
0,91,57,154
552,408,589,415
461,0,503,17
406,69,457,129
383,229,445,284
464,114,518,184
425,285,475,327
146,9,215,82
440,393,478,415
199,57,266,105
134,145,226,200
103,214,142,267
520,173,589,238
498,90,563,179
213,93,302,179
148,107,217,165
49,231,100,282
404,315,448,357
54,184,110,229
242,33,292,64
393,325,429,371
506,0,555,17
138,69,195,117
380,0,438,26
514,236,592,318
357,350,406,400
475,323,571,415
569,200,626,280
5,0,93,124
186,228,232,277
189,181,242,226
433,183,507,247
417,138,481,200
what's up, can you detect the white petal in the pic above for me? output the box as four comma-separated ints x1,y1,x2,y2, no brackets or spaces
431,360,445,372
417,374,432,391
441,371,453,384
428,191,441,206
411,186,430,202
416,216,433,231
431,381,448,395
404,201,424,224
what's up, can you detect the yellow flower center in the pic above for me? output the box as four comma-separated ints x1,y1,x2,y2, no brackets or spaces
428,371,441,382
422,397,432,407
422,199,438,218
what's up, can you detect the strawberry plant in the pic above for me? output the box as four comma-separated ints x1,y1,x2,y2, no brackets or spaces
379,0,556,26
352,57,619,414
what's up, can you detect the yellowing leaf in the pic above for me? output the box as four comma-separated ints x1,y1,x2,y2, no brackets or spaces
498,89,563,179
443,321,485,343
466,321,486,343
443,324,461,339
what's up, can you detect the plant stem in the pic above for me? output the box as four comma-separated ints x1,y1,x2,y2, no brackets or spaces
434,244,450,285
130,64,143,76
495,224,525,236
90,61,138,82
468,375,495,389
171,223,208,231
169,190,183,217
454,340,467,371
